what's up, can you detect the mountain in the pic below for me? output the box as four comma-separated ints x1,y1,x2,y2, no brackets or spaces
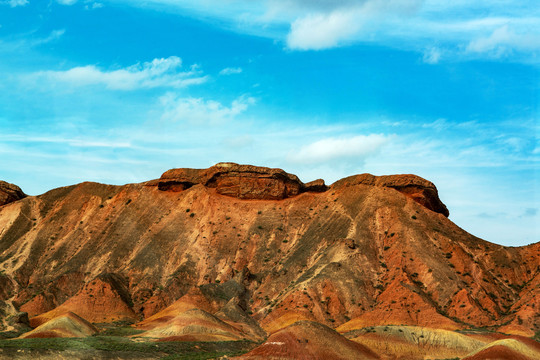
0,163,538,359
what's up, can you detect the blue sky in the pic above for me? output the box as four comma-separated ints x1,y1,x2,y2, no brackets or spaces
0,0,538,246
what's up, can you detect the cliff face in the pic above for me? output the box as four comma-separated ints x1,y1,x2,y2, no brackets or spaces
0,164,537,340
154,162,325,199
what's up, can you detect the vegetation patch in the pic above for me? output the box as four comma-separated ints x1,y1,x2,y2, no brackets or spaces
0,337,256,358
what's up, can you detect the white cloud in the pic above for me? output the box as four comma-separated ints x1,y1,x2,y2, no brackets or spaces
287,10,363,50
159,94,255,124
466,25,540,57
57,0,77,5
29,56,208,90
285,0,424,50
288,134,389,164
3,0,28,7
104,0,540,62
219,67,243,75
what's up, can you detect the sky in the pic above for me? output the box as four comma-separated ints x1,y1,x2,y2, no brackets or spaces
0,0,538,246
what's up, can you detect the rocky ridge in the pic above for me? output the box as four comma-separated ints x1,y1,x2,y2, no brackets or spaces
151,162,448,216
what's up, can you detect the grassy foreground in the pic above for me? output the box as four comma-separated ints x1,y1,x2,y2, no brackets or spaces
0,334,256,359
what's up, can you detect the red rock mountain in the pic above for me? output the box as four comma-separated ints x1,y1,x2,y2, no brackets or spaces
0,163,538,356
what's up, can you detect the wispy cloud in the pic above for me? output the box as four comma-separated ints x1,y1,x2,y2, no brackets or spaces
466,25,540,57
288,134,390,164
422,47,442,64
1,0,28,7
27,56,208,90
85,1,103,9
57,0,77,5
159,93,255,124
219,67,242,75
35,29,66,45
105,0,540,62
0,29,65,51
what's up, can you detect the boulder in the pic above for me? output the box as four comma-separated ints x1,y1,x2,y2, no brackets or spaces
0,181,26,207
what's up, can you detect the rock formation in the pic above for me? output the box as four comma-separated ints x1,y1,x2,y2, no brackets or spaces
0,181,26,207
153,162,328,200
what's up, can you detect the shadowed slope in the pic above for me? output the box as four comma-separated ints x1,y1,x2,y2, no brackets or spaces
29,274,137,327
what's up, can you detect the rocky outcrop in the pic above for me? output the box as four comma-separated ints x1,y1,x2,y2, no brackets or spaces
0,181,26,207
153,163,327,200
331,173,449,216
154,164,445,215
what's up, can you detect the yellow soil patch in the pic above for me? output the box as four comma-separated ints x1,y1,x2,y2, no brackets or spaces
348,325,484,360
19,312,97,338
261,311,312,334
137,308,246,341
